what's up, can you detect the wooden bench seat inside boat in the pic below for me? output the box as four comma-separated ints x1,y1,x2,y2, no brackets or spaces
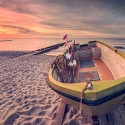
74,46,101,61
78,58,114,81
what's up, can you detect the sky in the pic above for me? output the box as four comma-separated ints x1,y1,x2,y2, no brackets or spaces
0,0,125,38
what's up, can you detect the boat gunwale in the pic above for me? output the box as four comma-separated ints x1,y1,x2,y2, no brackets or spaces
95,41,125,59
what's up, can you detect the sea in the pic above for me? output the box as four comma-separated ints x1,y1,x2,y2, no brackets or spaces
0,38,125,56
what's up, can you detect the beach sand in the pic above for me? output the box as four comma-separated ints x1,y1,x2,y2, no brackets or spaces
0,51,125,125
0,52,60,125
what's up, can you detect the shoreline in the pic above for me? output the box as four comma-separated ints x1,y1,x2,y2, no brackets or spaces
0,40,12,42
0,42,65,58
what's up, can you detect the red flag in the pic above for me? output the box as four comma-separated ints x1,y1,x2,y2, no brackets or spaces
69,45,72,53
64,38,68,47
63,34,67,40
70,45,72,49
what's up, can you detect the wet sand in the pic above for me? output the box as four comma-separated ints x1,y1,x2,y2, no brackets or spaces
0,51,125,125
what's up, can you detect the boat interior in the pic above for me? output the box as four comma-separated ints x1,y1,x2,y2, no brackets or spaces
52,41,125,83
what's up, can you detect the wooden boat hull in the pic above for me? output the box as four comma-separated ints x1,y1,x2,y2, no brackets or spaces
47,41,125,116
61,93,125,116
47,74,125,116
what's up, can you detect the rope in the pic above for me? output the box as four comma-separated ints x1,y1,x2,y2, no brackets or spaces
79,79,93,114
51,55,68,82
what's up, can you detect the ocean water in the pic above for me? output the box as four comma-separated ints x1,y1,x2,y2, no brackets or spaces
0,38,125,53
0,38,63,51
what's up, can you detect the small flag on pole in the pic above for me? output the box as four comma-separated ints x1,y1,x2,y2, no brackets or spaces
63,34,67,40
64,38,68,47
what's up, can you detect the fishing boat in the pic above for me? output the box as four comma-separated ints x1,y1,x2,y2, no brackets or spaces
47,41,125,118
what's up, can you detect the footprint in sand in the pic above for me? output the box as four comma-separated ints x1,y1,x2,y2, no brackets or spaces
3,113,19,125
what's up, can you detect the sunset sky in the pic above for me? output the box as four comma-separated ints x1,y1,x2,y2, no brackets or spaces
0,0,125,38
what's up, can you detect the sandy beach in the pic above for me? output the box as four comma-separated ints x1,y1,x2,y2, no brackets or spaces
0,51,60,125
0,51,125,125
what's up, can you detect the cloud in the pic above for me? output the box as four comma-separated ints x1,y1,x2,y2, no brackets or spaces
1,25,41,34
0,0,35,14
0,0,125,38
